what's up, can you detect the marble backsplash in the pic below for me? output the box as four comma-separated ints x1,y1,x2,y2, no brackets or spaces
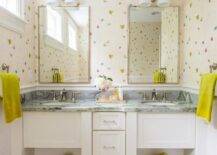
21,89,198,105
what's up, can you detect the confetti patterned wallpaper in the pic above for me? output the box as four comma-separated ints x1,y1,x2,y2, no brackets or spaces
13,0,217,88
161,7,179,83
5,0,214,88
86,0,130,85
84,0,182,85
180,0,217,89
0,0,37,87
129,22,161,83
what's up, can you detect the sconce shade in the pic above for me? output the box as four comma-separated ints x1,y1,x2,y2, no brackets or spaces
138,0,152,7
157,0,170,7
46,0,57,4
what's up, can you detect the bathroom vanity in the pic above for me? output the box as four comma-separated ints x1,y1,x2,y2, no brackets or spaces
21,91,197,155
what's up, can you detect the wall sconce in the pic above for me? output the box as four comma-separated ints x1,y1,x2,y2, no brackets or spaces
139,0,170,7
157,0,170,7
138,0,153,7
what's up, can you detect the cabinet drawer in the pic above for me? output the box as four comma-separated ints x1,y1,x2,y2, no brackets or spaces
23,112,81,148
138,113,196,149
93,112,125,130
93,131,125,155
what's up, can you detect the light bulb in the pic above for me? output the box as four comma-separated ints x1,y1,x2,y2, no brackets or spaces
46,0,58,4
138,0,152,7
157,0,170,7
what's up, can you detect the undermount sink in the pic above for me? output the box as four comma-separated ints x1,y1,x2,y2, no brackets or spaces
96,103,124,107
38,101,77,106
145,102,176,106
96,101,126,107
141,100,177,106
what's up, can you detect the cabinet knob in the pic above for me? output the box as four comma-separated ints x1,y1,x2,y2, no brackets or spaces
103,120,117,124
103,146,116,149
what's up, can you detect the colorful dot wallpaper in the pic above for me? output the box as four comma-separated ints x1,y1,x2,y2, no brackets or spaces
180,0,217,88
0,0,38,87
0,0,216,89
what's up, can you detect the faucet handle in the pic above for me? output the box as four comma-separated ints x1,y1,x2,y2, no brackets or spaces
142,92,147,101
162,91,167,101
185,92,192,103
60,89,68,102
21,94,26,103
151,89,158,101
52,91,57,101
71,91,80,103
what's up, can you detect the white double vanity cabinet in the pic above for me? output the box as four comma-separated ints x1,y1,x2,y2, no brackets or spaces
23,111,196,155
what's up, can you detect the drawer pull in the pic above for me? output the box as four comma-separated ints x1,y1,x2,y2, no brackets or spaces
103,146,116,149
103,120,117,124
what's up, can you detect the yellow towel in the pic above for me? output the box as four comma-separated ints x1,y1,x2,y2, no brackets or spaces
53,72,64,83
153,70,166,84
59,72,64,83
0,72,22,123
53,72,58,83
196,73,217,123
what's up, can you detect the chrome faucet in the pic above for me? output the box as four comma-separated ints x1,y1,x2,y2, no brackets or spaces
151,89,157,101
142,92,147,101
60,89,68,102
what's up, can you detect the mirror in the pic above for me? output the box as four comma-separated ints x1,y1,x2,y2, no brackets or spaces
128,6,179,84
38,6,90,83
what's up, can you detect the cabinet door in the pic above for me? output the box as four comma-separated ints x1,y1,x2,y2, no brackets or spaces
138,113,195,149
23,112,81,148
93,131,125,155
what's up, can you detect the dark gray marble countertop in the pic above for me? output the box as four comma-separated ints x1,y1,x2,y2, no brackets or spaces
22,100,197,113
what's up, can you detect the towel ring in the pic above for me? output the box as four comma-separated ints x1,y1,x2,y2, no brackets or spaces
210,63,217,73
1,63,9,73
